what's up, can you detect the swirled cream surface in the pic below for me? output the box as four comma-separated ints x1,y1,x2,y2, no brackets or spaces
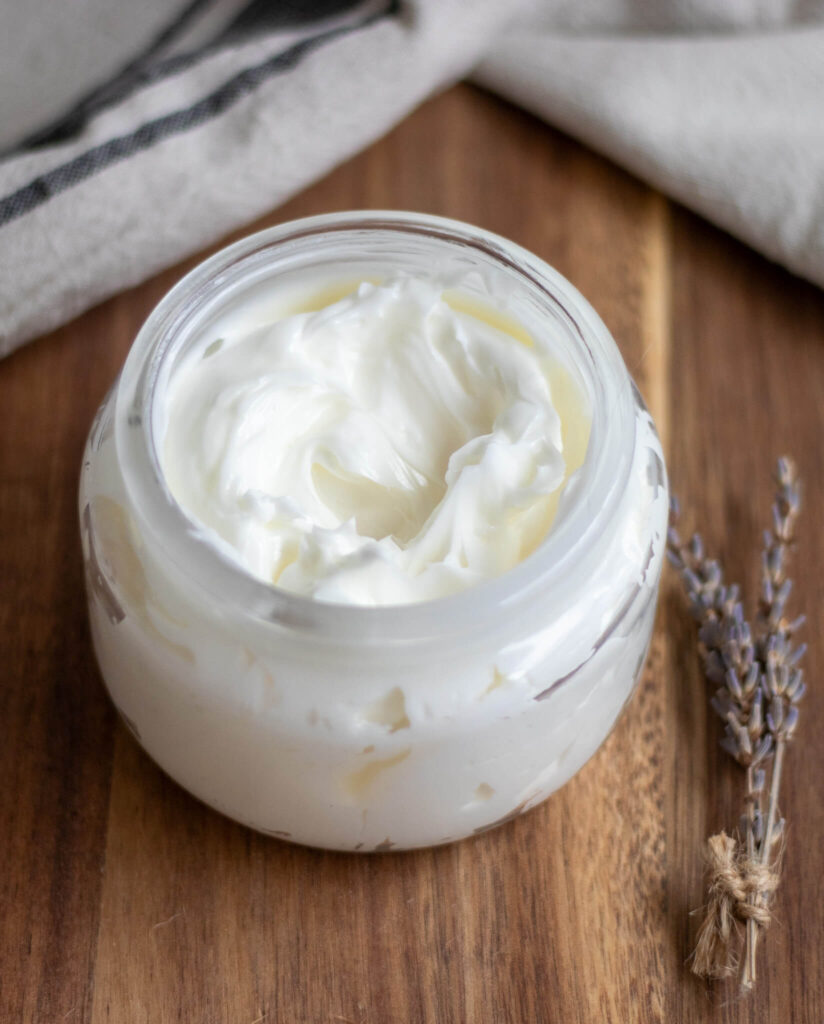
160,277,589,605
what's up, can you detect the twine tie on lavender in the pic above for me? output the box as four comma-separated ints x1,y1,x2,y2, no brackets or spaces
692,832,779,981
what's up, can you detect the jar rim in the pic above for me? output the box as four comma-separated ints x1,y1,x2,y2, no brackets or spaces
115,210,636,643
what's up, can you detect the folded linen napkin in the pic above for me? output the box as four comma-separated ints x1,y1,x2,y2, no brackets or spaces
1,0,823,358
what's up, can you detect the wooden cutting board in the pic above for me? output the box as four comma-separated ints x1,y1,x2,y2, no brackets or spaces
2,84,822,1024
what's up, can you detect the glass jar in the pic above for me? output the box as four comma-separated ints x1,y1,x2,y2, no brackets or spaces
79,211,668,851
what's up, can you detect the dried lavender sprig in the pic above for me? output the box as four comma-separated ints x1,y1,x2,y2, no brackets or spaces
740,458,806,989
668,504,771,984
744,460,805,863
667,516,769,769
756,458,805,748
669,458,806,991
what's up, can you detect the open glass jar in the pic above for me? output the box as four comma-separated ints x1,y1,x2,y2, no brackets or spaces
79,211,668,851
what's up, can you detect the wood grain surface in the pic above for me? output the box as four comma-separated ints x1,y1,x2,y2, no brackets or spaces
1,84,822,1024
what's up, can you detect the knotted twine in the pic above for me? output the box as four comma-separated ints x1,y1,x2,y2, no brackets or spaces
691,831,780,980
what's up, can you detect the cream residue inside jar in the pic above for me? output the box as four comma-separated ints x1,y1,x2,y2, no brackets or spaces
160,276,590,605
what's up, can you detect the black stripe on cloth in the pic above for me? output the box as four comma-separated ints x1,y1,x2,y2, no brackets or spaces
16,0,369,154
16,0,220,152
0,0,396,229
222,0,374,40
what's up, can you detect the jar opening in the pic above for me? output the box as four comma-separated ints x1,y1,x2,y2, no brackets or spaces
115,212,635,642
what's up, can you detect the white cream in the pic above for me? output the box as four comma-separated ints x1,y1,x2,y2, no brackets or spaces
80,213,669,851
161,277,577,606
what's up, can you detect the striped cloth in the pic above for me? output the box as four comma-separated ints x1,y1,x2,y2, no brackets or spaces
2,0,823,357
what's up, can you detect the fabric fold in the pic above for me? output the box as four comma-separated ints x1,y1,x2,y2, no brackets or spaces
474,26,824,291
1,0,823,356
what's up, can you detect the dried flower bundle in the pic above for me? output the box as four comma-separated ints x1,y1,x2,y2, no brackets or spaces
667,457,805,992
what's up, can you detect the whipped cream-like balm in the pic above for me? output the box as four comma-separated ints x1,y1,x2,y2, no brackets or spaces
161,276,588,606
80,212,668,850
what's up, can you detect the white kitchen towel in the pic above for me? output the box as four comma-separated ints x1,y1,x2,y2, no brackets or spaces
1,0,823,357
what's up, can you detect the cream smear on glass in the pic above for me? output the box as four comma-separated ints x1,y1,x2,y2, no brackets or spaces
160,276,590,606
